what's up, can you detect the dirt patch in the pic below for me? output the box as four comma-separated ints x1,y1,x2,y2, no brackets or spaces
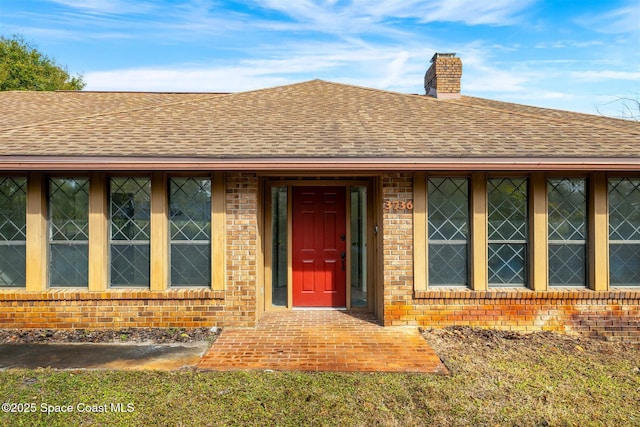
421,326,637,373
421,325,635,352
0,327,219,344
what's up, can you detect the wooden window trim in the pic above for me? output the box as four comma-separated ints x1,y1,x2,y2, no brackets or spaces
529,172,548,291
470,173,488,291
413,172,427,291
88,172,108,291
150,172,168,290
589,172,608,291
26,173,47,291
211,172,225,291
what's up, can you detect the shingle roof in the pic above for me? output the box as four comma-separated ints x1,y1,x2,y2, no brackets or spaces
0,80,638,162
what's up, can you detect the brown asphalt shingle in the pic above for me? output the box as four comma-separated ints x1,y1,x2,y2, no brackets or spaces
0,80,638,159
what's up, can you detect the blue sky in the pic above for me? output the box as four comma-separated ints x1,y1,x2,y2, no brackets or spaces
1,0,639,116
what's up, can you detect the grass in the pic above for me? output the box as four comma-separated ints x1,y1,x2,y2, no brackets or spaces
0,330,638,426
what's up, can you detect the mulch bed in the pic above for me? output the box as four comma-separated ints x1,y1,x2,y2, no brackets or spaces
0,327,219,344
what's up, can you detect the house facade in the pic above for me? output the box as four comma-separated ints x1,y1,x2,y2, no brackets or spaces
1,53,639,343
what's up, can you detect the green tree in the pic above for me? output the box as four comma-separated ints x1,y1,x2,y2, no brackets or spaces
0,35,85,91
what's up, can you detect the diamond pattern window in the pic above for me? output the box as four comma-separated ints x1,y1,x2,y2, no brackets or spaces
0,177,27,287
110,177,151,287
609,178,640,286
547,178,587,286
488,178,528,287
428,177,469,286
169,177,211,286
49,177,89,287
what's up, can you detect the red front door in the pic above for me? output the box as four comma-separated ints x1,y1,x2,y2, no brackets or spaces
292,186,347,307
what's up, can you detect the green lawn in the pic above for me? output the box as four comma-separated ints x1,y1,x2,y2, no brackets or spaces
0,329,638,426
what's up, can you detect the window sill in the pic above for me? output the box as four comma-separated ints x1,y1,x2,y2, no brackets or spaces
0,288,224,301
414,287,640,300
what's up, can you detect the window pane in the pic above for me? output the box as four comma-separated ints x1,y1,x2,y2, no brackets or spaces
609,178,640,286
0,177,27,287
548,178,586,286
610,244,640,286
170,178,211,241
609,178,640,241
548,178,586,241
169,177,211,286
350,186,367,307
0,245,26,287
110,177,151,287
428,243,468,286
548,244,586,286
111,244,150,287
428,178,469,286
49,178,89,287
488,244,526,285
488,178,528,286
171,243,210,286
50,243,89,287
0,177,27,241
488,178,527,241
50,178,89,241
110,178,151,241
271,187,288,307
428,178,468,240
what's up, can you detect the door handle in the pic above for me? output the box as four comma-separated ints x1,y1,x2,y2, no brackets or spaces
340,252,346,271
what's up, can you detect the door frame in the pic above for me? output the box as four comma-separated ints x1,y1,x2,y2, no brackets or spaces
262,178,377,313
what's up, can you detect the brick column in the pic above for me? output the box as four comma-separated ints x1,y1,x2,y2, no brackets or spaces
224,173,259,327
382,172,415,325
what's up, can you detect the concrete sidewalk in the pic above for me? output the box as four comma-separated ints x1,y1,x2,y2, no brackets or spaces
0,342,210,370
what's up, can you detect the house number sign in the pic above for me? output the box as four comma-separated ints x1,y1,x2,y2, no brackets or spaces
383,200,414,211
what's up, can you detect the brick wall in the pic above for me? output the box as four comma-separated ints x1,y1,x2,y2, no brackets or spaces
0,172,261,330
381,172,640,345
0,289,224,329
3,170,638,345
405,290,640,345
223,172,259,327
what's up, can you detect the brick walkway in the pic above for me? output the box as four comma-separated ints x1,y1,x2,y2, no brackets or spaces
198,310,447,373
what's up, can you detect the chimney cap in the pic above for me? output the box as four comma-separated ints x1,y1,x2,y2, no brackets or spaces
430,52,457,63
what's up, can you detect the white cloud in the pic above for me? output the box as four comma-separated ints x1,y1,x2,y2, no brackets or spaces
461,67,530,93
83,41,434,93
576,1,640,34
451,47,531,93
357,0,536,25
569,70,640,82
251,0,535,35
85,67,289,92
32,0,537,50
536,40,605,49
46,0,155,15
407,0,535,25
381,51,411,87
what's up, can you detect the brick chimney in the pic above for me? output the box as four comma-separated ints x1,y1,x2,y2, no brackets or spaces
424,53,462,99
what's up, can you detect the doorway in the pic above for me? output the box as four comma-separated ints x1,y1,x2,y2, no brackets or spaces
265,180,374,311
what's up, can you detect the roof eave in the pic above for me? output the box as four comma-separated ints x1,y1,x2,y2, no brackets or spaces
1,156,639,171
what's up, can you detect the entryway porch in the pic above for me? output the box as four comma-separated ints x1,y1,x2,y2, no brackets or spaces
198,310,447,373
